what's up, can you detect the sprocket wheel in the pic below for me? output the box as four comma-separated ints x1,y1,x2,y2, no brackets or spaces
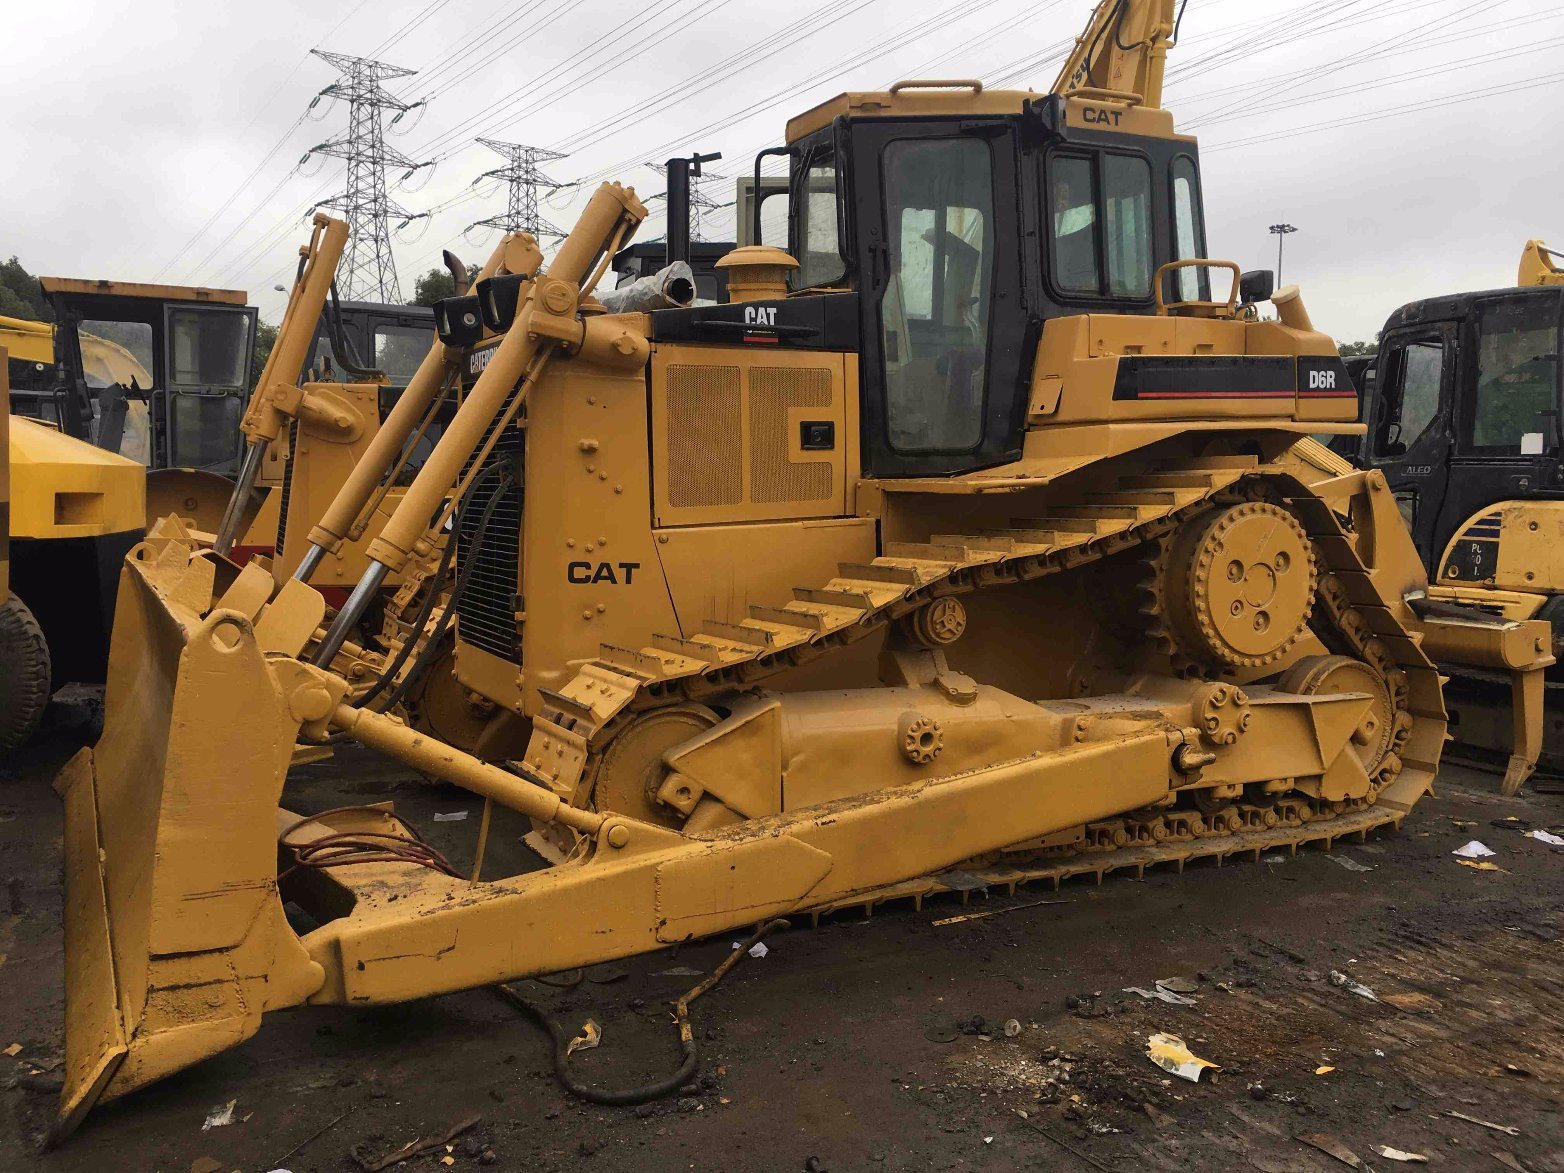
1164,501,1318,670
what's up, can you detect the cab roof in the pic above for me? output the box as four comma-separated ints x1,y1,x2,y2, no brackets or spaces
1384,285,1560,332
785,84,1181,145
39,277,248,306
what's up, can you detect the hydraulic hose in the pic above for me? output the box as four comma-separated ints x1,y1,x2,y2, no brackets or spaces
352,460,515,712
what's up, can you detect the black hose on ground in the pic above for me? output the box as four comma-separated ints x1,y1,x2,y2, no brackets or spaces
492,918,790,1107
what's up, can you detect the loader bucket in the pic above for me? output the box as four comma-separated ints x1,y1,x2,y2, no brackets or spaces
53,544,322,1141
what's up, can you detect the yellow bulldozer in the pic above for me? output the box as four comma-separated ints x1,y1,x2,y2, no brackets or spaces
50,0,1553,1139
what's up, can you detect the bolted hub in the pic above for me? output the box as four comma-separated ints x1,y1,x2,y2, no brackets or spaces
1166,502,1318,669
897,711,945,765
908,597,968,648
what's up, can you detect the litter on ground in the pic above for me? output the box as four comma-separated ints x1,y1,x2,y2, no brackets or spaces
1376,1145,1429,1163
201,1100,237,1131
1446,1109,1520,1136
1453,840,1496,859
1295,1132,1367,1168
1329,855,1374,872
1329,970,1378,1001
565,1020,601,1058
1145,1033,1218,1083
1124,985,1196,1006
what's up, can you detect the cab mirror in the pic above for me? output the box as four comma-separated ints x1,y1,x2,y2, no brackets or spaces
1239,269,1275,305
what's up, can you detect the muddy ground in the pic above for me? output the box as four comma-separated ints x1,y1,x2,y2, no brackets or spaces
3,704,1563,1173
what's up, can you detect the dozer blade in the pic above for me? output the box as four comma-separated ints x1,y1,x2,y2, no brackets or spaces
52,546,323,1141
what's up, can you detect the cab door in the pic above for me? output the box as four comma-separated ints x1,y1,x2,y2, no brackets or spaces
1362,321,1457,563
1429,289,1564,575
850,121,1029,477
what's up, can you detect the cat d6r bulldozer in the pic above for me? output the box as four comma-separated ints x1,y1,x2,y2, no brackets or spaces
52,0,1551,1138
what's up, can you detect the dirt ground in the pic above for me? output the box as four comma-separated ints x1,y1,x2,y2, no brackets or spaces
3,701,1563,1173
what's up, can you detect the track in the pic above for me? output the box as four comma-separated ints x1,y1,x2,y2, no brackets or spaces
520,452,1446,907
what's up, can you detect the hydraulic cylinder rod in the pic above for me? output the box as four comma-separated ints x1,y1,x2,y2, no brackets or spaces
313,183,645,660
215,214,348,554
293,238,516,582
332,702,605,834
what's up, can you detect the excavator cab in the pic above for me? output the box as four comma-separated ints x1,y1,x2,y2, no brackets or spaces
777,83,1216,476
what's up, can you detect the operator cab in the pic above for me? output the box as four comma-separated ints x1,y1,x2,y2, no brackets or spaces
35,278,257,477
775,83,1212,476
1351,284,1564,566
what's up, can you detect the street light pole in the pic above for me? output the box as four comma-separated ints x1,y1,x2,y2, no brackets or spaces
1269,223,1297,285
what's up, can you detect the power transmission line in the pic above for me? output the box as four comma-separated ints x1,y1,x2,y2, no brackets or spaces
306,49,431,301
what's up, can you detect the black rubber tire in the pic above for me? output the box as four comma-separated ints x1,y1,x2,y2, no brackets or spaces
0,593,52,751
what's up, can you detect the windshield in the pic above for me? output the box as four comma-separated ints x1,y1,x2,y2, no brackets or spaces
1466,295,1560,453
792,148,844,290
168,308,251,390
374,324,434,383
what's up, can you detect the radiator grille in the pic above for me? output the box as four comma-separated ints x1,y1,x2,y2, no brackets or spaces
453,427,525,664
274,418,299,553
751,367,832,504
666,365,742,507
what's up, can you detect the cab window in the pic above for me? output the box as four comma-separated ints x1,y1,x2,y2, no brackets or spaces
1373,335,1444,457
1463,294,1560,454
168,308,250,390
792,148,844,290
879,137,994,454
374,324,433,383
1170,155,1209,302
1047,152,1153,299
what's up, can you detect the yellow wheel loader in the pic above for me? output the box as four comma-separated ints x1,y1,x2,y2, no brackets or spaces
51,0,1551,1138
2,352,146,749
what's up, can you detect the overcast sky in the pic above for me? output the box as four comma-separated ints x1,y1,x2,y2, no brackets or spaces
5,0,1561,341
